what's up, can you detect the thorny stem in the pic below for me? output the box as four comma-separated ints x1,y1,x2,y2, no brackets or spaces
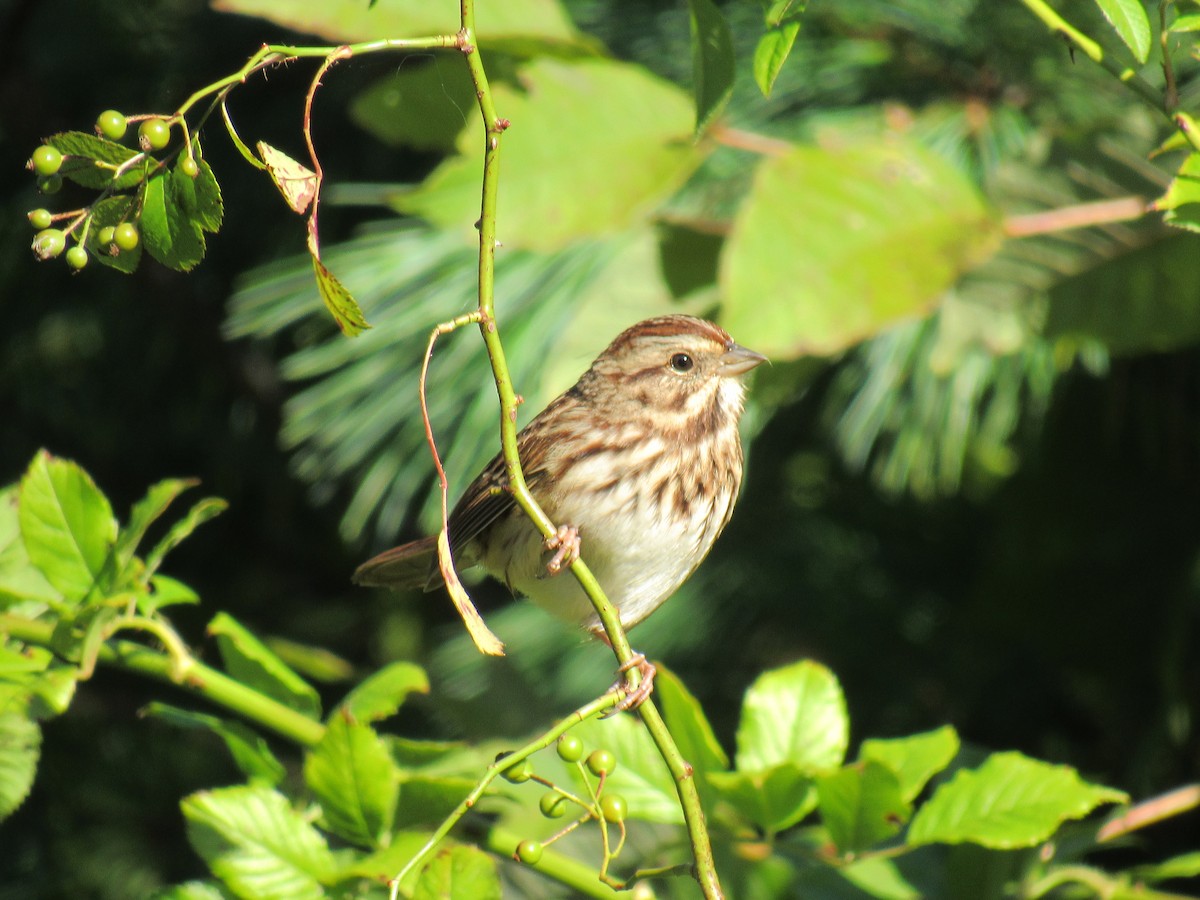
454,0,725,897
1017,0,1200,151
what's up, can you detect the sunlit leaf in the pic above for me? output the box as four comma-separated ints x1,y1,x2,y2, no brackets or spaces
817,760,910,852
208,613,322,718
707,763,816,833
1093,0,1152,62
908,752,1127,848
144,703,286,786
182,785,336,900
735,659,848,773
18,452,116,603
304,714,398,847
570,711,684,823
47,131,145,190
312,256,371,337
0,713,40,821
336,661,429,723
753,22,800,97
721,139,1000,358
395,58,701,251
142,172,206,271
413,846,501,900
258,142,317,215
859,725,960,803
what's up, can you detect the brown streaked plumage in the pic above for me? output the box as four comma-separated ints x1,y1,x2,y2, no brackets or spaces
354,315,765,694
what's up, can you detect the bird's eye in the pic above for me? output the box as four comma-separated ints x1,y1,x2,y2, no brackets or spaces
669,352,694,373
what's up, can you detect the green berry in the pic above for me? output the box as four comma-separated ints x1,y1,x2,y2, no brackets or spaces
515,840,543,865
65,246,89,270
28,209,53,230
37,174,62,194
586,749,616,777
138,118,171,151
32,229,66,260
96,109,127,140
599,793,628,823
179,155,200,178
556,734,585,763
31,145,63,176
539,791,567,818
114,222,139,252
500,758,533,784
97,226,116,246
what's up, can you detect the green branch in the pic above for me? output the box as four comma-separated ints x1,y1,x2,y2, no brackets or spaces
454,1,724,896
1,613,326,748
1017,0,1200,151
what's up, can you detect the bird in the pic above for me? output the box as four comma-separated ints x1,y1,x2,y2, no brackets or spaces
354,314,765,708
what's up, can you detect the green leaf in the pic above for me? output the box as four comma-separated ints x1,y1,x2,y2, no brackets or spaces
568,712,683,824
51,605,117,675
207,613,322,718
47,130,145,190
303,714,398,847
142,171,206,272
0,487,62,614
150,881,233,900
113,478,197,579
266,638,354,683
395,58,701,252
338,830,437,888
817,760,910,853
735,659,848,773
1132,851,1200,884
350,58,477,152
143,496,227,577
413,846,501,900
707,763,817,833
765,0,808,26
753,22,800,97
859,725,960,803
721,140,1000,358
1044,236,1200,355
172,158,224,233
19,451,117,603
392,774,478,829
182,785,336,900
336,661,429,723
687,0,735,133
209,0,583,51
655,666,728,776
839,857,920,900
1094,0,1152,63
1170,12,1200,31
0,713,40,821
141,574,200,614
312,256,371,337
143,703,286,786
907,751,1128,848
84,195,142,274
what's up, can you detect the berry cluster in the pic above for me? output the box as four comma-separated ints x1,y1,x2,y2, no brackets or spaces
500,733,628,871
24,108,200,273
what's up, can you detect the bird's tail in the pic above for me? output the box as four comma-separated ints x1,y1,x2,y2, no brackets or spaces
352,536,443,591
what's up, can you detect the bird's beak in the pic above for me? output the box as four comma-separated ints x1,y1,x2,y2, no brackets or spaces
721,342,768,376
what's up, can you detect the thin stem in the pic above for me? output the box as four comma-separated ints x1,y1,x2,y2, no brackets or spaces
1016,0,1200,151
455,2,725,895
1,613,326,748
1002,196,1149,237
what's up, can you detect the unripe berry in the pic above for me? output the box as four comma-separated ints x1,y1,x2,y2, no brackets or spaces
500,758,533,784
31,145,63,176
539,791,567,818
138,118,171,151
28,209,53,230
114,222,139,252
65,246,89,270
556,734,585,763
98,226,116,246
515,840,543,865
600,793,628,823
96,109,127,141
179,156,200,178
586,749,616,777
32,229,66,260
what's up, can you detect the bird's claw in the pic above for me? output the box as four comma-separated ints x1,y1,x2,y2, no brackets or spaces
603,652,657,716
544,524,581,576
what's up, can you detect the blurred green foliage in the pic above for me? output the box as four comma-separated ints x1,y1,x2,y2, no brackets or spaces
3,0,1200,896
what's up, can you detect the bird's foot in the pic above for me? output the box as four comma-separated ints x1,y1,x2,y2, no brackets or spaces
543,523,581,576
603,651,657,716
